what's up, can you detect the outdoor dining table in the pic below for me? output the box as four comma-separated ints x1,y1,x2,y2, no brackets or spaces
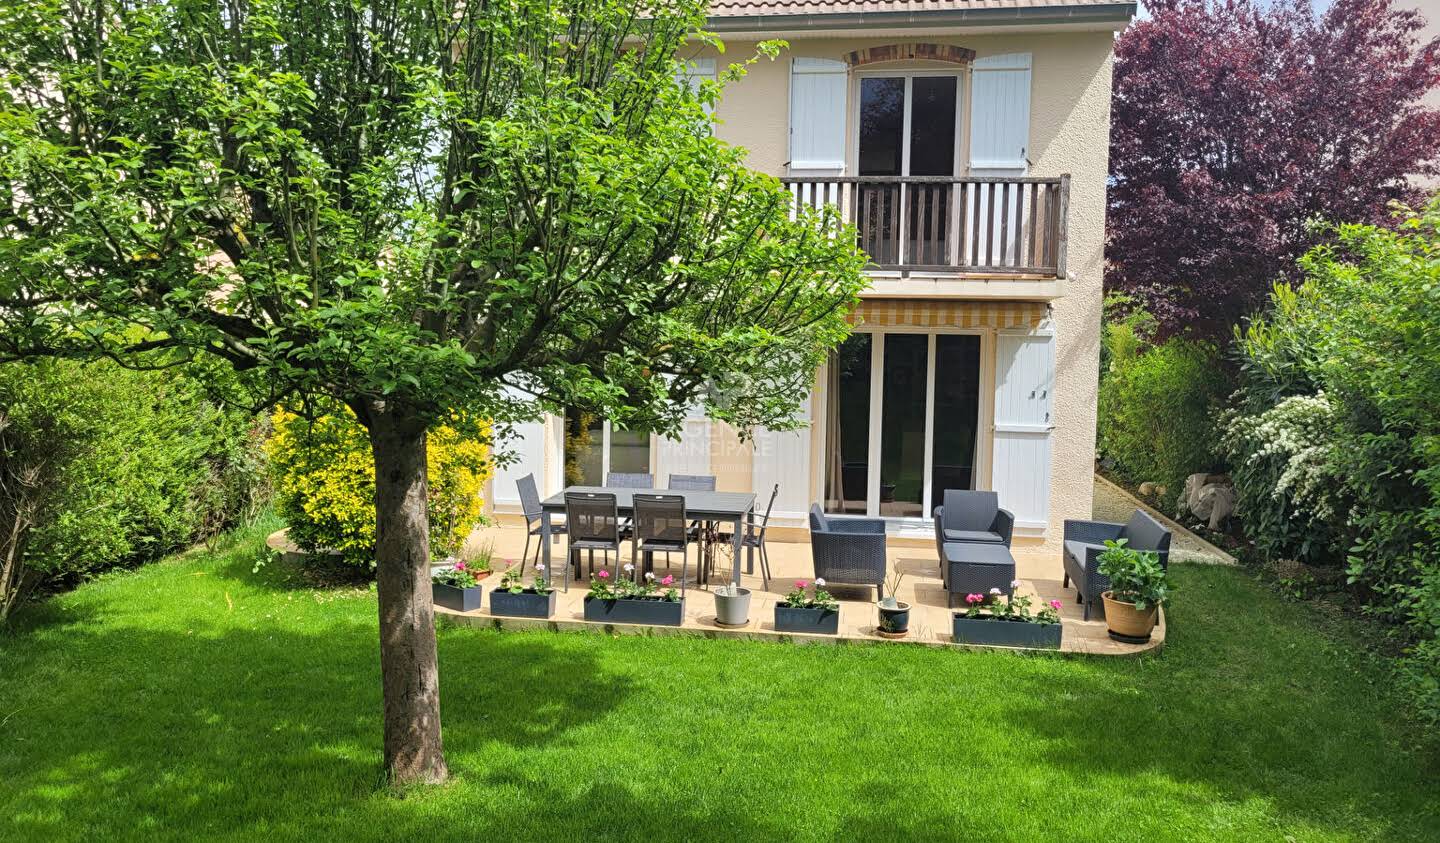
539,486,757,590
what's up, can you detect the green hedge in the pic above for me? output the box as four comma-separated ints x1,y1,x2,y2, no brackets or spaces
1,359,267,614
1222,198,1440,726
1097,300,1231,500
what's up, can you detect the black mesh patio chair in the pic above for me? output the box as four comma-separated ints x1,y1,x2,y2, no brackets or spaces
808,503,887,600
742,484,780,588
518,474,565,568
1062,509,1172,619
932,490,1014,547
631,493,693,596
564,492,622,591
606,472,654,489
667,474,716,491
668,474,716,552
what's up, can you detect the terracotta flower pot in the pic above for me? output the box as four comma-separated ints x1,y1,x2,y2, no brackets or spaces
1101,591,1158,643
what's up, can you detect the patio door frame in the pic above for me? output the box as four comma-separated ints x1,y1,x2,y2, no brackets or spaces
849,68,966,267
822,325,992,524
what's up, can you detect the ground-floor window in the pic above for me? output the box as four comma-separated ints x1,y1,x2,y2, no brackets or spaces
823,331,982,518
563,411,650,486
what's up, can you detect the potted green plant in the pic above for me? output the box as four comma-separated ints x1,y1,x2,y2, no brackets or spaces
430,557,490,612
774,578,839,635
712,581,751,627
582,566,685,626
488,561,556,619
876,570,910,638
951,582,1063,649
1097,539,1170,643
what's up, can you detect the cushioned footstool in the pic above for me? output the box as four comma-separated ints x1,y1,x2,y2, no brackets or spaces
942,542,1017,609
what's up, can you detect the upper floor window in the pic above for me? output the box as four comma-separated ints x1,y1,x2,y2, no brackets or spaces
857,73,960,178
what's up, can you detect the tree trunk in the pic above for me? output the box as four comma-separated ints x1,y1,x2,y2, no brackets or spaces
367,406,448,785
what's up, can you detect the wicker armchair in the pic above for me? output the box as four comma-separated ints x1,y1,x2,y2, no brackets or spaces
1062,509,1172,619
932,490,1014,548
808,504,887,600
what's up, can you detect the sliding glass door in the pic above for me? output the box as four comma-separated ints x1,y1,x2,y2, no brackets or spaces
824,332,982,519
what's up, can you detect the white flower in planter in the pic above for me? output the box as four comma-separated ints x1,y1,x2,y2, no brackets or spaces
815,578,827,587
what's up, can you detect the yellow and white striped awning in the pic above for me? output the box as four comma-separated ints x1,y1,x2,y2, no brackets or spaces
851,299,1048,330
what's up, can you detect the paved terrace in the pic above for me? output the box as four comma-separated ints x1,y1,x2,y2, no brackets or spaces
442,488,1172,656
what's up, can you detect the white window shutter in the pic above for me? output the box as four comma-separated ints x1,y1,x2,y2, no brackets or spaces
969,53,1032,171
789,58,848,172
991,330,1054,535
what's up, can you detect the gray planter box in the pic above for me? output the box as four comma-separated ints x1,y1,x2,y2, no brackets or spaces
774,604,839,635
583,596,685,627
432,582,482,613
490,588,557,619
951,615,1062,649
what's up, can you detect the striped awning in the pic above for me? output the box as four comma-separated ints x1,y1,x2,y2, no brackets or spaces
851,299,1048,329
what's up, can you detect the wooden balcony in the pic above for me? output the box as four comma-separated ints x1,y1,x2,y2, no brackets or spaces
782,175,1070,290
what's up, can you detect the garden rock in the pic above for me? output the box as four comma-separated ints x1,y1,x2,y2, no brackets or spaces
1179,472,1235,530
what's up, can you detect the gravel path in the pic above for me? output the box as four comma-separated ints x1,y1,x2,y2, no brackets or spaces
1092,474,1234,565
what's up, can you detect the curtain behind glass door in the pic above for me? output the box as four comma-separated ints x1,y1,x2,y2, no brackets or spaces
824,334,872,514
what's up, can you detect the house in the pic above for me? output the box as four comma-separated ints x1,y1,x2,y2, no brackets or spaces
489,0,1134,547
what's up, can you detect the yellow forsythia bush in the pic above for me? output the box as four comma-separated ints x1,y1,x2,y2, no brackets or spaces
266,408,491,566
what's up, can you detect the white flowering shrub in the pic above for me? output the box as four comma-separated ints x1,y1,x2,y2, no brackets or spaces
1219,392,1347,559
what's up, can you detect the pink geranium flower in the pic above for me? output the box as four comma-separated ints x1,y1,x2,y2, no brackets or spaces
796,580,808,589
661,575,675,586
1049,599,1063,611
597,569,610,579
965,593,984,605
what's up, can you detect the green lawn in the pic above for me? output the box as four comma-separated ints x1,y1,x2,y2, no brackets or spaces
1,520,1436,842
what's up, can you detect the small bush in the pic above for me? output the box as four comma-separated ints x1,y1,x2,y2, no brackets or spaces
1097,299,1232,498
267,409,491,566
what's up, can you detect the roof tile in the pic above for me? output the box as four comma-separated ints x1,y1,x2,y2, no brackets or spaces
708,0,1123,17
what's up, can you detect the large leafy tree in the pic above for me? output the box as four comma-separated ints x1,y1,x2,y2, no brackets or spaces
1107,0,1440,337
0,0,866,783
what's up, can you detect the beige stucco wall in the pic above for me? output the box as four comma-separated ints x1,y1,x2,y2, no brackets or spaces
694,31,1117,546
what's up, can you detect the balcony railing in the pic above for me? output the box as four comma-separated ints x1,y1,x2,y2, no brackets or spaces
782,175,1069,278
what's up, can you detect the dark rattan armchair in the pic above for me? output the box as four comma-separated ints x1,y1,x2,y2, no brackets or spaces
808,504,887,600
932,490,1014,548
1062,509,1172,619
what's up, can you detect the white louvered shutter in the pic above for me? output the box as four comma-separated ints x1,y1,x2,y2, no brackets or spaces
991,329,1055,535
789,58,848,171
968,53,1032,170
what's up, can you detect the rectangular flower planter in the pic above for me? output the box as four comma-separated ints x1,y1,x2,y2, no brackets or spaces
774,605,839,635
583,596,685,627
432,582,482,613
489,588,557,619
952,615,1062,649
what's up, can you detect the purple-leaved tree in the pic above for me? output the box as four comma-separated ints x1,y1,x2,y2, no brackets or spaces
1107,0,1440,336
